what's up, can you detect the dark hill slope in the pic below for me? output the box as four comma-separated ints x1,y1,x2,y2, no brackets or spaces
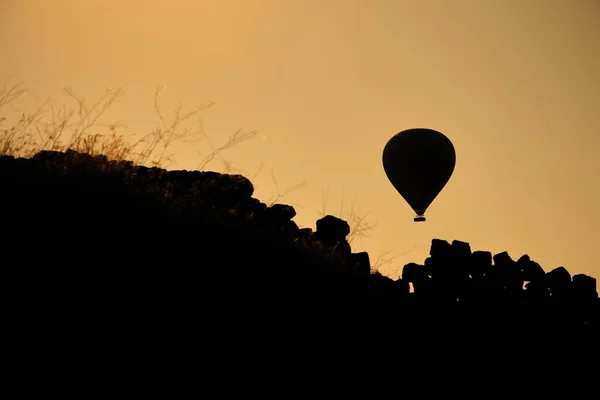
1,150,598,365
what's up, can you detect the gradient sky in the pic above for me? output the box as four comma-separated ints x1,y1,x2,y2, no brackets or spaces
1,0,598,282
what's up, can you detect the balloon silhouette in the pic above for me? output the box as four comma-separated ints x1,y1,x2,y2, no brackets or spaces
382,128,456,222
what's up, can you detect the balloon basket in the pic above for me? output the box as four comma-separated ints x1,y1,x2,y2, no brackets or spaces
414,216,426,222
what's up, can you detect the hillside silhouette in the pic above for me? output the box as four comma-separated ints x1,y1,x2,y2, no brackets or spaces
2,149,598,370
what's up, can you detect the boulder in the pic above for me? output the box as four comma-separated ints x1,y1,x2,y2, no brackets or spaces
351,252,371,276
430,239,451,260
402,263,427,283
451,240,472,259
493,251,514,267
471,251,492,277
315,215,350,244
546,267,572,296
394,278,410,297
266,204,296,223
521,258,545,283
572,274,598,299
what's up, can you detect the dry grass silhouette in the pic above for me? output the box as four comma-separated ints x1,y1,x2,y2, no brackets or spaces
319,185,399,272
0,78,255,169
1,77,377,256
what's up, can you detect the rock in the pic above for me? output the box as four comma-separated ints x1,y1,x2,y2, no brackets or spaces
394,278,410,296
282,220,300,239
471,251,492,277
572,274,598,299
328,241,352,265
242,199,267,224
493,251,514,267
472,251,492,266
223,174,254,199
451,240,472,259
293,228,314,251
315,215,350,244
546,267,571,296
521,259,545,282
430,239,451,260
369,272,391,296
296,228,313,243
351,252,371,276
402,263,426,283
449,240,471,283
423,257,435,277
310,239,326,256
492,252,521,291
266,204,296,223
194,171,254,205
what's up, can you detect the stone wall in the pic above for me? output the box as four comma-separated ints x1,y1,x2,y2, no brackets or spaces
1,149,597,337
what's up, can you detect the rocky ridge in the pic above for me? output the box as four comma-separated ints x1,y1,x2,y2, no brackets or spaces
1,149,597,333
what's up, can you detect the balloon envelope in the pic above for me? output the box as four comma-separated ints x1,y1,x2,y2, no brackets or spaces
382,128,456,221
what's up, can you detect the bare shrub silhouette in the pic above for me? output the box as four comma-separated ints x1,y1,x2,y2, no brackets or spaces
0,77,374,246
319,185,396,272
0,78,251,169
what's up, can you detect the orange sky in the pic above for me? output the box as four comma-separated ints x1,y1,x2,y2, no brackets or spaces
1,0,598,282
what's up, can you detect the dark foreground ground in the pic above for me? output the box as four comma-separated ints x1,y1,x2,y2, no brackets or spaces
2,150,598,387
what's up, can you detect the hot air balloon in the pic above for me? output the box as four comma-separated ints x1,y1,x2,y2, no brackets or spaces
382,128,456,222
